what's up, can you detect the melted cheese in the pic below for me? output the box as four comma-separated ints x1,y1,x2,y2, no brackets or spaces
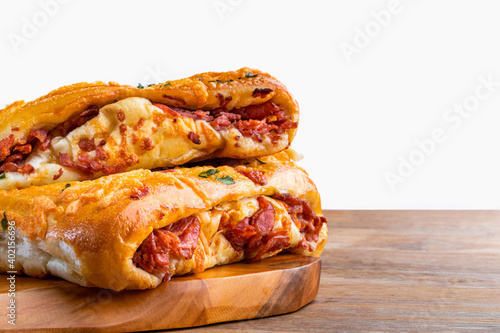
0,97,289,191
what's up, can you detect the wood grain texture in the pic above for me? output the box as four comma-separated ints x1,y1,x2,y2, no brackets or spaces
163,211,500,332
0,254,320,332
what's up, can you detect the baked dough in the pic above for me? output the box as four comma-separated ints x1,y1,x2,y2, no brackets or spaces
0,68,299,191
0,152,327,291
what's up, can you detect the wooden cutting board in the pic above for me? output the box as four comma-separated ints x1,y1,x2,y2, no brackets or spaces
0,254,320,333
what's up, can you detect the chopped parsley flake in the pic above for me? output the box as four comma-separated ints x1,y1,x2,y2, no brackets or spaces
256,158,266,165
216,175,235,185
61,183,71,192
1,212,7,231
137,83,145,89
207,79,234,84
245,73,258,78
0,173,5,179
198,169,220,178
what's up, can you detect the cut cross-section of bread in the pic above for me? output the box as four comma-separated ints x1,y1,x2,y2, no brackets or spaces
0,152,326,291
0,68,299,191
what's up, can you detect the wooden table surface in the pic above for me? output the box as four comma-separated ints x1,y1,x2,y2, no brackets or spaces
166,210,500,332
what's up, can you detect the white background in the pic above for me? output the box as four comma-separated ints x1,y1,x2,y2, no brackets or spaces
1,0,500,209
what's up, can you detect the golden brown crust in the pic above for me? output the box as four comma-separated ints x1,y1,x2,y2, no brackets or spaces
0,152,326,291
0,68,299,190
0,67,298,154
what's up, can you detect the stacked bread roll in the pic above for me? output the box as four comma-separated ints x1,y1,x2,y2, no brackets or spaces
0,68,327,290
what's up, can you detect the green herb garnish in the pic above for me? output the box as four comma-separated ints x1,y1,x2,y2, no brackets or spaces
0,173,5,179
216,175,235,185
61,183,71,192
256,158,266,165
208,79,234,84
137,83,145,89
162,82,172,87
245,73,258,78
1,212,7,231
198,169,220,178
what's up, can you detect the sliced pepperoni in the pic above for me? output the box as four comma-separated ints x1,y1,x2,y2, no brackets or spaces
133,216,200,281
187,132,201,144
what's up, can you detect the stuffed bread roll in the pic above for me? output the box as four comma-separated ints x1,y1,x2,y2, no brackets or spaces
0,68,299,191
0,152,327,291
